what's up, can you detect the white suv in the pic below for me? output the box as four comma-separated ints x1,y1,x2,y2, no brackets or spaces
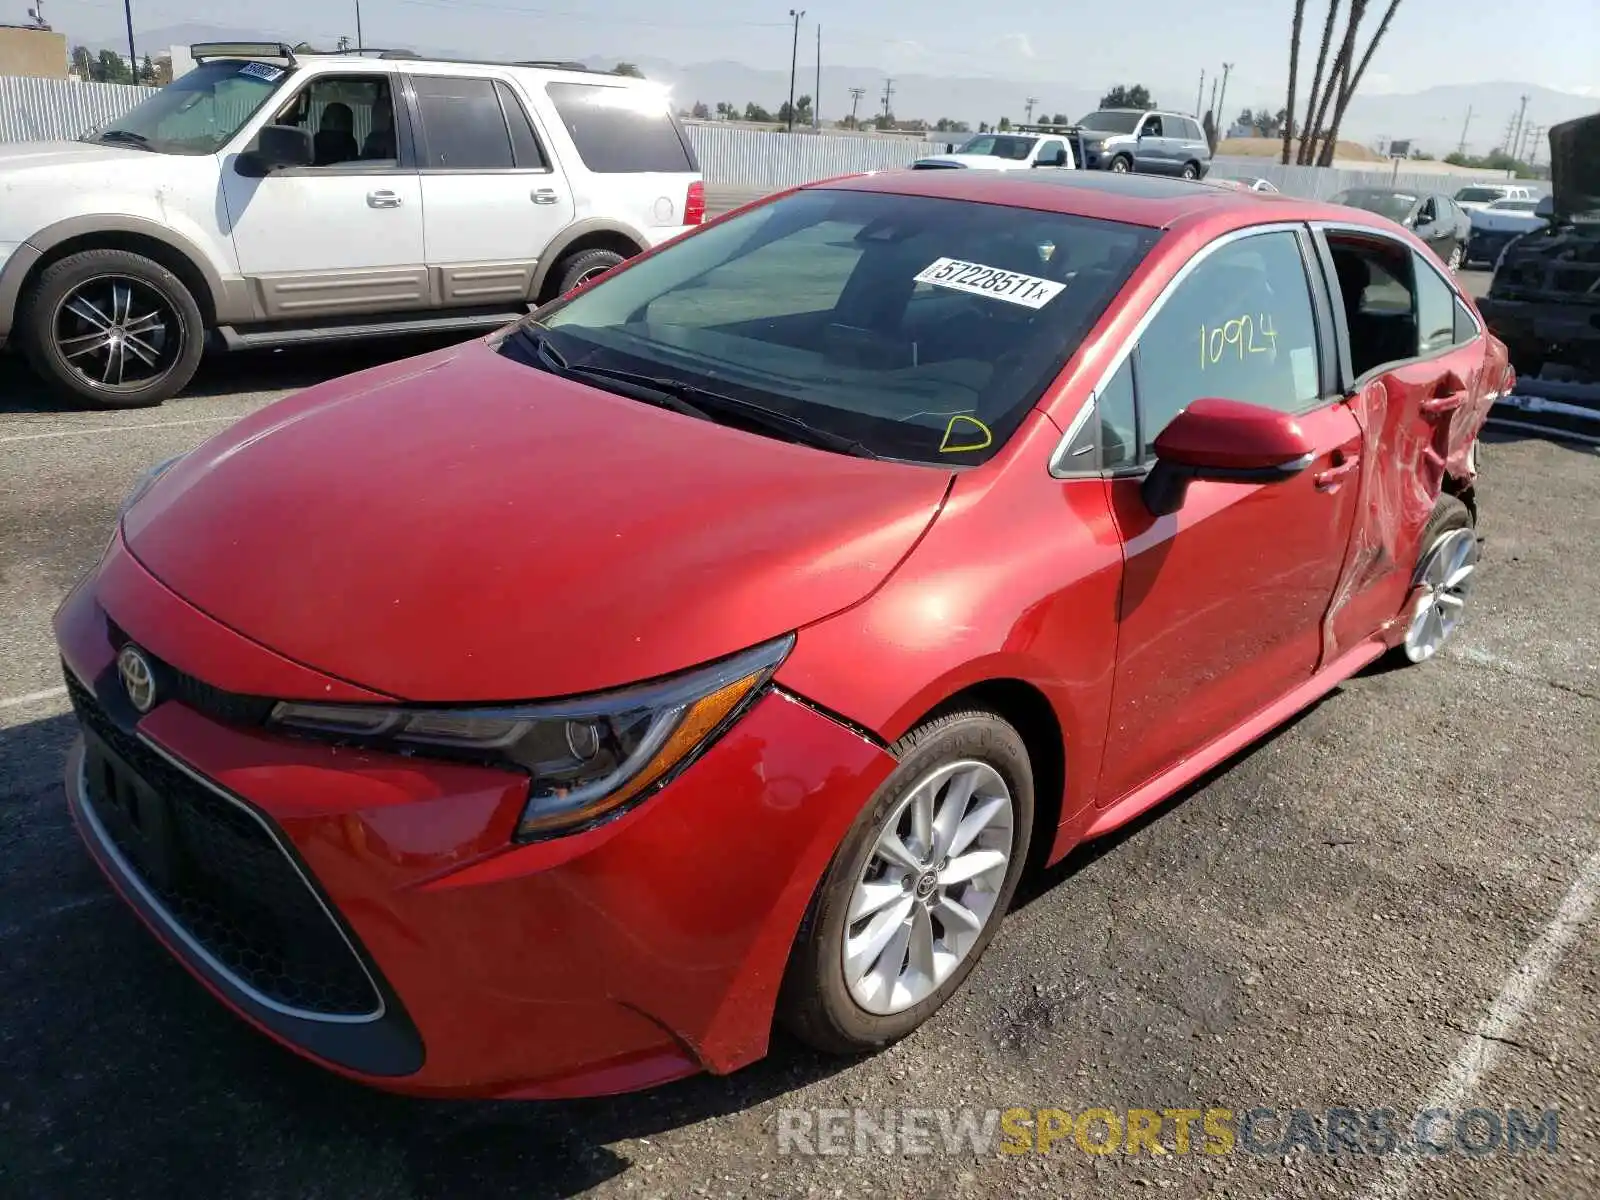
0,43,705,406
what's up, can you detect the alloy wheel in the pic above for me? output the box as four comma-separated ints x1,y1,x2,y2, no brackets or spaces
52,276,182,392
1110,158,1130,173
1403,526,1478,662
1447,245,1463,274
842,760,1014,1016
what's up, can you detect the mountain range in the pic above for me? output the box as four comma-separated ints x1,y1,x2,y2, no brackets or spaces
90,22,1598,159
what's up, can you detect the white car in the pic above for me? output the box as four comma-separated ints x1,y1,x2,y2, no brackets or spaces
912,132,1076,172
0,43,704,406
1222,175,1280,193
1463,196,1549,267
1452,183,1535,213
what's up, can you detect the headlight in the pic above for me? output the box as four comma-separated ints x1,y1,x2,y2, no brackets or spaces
117,454,186,521
269,635,794,839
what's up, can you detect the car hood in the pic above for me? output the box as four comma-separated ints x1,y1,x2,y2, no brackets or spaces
1549,113,1600,219
913,153,1031,171
121,338,954,702
0,139,153,173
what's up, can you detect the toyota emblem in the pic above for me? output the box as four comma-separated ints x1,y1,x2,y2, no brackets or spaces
117,645,158,714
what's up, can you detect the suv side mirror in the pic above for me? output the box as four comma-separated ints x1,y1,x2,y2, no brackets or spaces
1142,398,1315,516
1535,194,1555,218
236,125,313,177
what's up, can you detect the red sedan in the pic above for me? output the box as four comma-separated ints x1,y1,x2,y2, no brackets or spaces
56,170,1508,1099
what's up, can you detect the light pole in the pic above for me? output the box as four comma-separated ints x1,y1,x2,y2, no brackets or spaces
787,9,805,132
1215,62,1234,140
123,0,137,81
355,0,364,51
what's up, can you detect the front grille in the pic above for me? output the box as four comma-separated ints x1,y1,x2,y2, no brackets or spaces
105,622,275,729
66,670,382,1019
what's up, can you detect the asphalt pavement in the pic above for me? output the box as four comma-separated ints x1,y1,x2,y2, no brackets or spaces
1,261,1594,1200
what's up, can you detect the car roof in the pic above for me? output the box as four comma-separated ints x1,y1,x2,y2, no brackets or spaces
806,169,1377,230
288,52,651,86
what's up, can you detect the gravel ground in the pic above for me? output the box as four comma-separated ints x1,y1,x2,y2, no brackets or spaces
0,258,1590,1200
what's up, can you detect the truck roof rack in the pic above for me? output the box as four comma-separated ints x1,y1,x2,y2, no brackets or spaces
1015,122,1084,135
190,42,298,65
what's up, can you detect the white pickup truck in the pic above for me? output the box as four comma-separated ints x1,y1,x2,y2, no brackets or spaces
912,131,1076,172
0,43,704,406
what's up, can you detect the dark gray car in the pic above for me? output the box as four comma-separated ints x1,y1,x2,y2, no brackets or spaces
1076,109,1212,179
1330,187,1472,272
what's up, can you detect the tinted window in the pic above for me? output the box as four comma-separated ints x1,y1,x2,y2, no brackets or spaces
1038,139,1066,164
525,189,1158,464
1079,111,1142,134
1141,115,1165,137
545,82,693,173
1182,119,1205,141
1333,189,1418,223
495,80,547,169
1415,259,1459,354
413,76,513,169
956,134,1037,160
1136,231,1321,452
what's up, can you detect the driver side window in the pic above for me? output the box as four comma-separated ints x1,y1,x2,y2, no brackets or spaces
1141,115,1164,137
262,74,398,168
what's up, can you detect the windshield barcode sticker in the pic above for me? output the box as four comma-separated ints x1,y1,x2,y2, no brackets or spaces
914,258,1068,309
239,62,285,82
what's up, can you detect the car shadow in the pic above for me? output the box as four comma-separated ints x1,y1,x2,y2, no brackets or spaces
0,334,471,416
0,708,853,1200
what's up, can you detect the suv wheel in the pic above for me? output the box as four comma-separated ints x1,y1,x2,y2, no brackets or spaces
555,248,628,296
1109,154,1133,173
1181,161,1200,180
20,249,204,408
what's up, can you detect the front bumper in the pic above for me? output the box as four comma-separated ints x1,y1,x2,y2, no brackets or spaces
56,541,896,1098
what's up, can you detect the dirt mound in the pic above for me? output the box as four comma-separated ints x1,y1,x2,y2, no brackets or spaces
1217,136,1384,162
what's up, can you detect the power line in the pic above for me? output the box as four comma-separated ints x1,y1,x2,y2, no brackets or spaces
1024,96,1038,122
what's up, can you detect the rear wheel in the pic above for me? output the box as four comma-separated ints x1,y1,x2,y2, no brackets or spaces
19,249,204,408
779,709,1034,1054
1394,495,1478,665
1445,243,1463,274
1181,161,1200,180
554,248,628,297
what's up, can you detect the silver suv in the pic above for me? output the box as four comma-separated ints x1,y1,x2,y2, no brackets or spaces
1076,109,1213,179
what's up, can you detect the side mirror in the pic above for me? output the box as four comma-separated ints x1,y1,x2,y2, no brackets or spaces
1535,194,1555,218
236,124,313,177
1141,398,1316,516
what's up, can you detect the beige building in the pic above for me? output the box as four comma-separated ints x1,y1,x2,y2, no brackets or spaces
0,25,67,78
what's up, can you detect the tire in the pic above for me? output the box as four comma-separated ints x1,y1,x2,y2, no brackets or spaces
1390,494,1477,666
1445,243,1463,274
1109,154,1133,174
1181,161,1200,180
554,248,628,297
778,708,1035,1055
19,248,204,409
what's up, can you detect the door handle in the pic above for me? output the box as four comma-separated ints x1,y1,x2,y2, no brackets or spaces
1314,452,1361,491
367,190,403,209
531,188,560,205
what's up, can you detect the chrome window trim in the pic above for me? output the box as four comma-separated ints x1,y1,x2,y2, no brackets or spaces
68,680,386,1026
1048,220,1308,479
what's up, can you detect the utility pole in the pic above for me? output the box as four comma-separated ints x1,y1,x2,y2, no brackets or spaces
354,0,364,50
848,86,866,128
1456,105,1473,156
814,24,821,130
881,77,895,123
1195,68,1204,118
786,9,805,132
123,0,136,80
1508,93,1529,161
1215,62,1234,136
1524,125,1543,167
1024,96,1038,123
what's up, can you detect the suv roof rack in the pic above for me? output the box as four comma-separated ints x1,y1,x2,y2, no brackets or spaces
190,41,298,65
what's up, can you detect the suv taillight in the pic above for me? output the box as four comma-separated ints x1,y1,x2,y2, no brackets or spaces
685,181,706,225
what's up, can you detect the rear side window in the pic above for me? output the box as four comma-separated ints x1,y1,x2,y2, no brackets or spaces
495,81,547,169
1414,259,1458,354
545,82,694,173
413,76,513,170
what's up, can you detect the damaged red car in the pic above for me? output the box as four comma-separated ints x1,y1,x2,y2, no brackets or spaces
56,170,1509,1099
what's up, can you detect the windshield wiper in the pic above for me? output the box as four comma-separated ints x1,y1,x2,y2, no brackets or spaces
94,129,153,150
514,326,878,458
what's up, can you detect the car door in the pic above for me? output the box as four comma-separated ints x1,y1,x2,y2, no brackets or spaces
222,70,429,319
407,72,577,308
1314,226,1494,652
1090,225,1364,804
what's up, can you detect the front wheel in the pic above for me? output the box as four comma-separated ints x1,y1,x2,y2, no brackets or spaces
19,248,204,408
1109,154,1132,173
779,709,1034,1054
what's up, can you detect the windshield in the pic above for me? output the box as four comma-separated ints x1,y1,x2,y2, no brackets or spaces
955,134,1037,160
519,189,1158,464
1454,187,1506,203
1079,111,1143,134
1331,189,1417,222
81,59,288,155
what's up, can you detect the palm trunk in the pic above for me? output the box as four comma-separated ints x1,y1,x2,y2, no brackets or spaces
1282,0,1307,164
1317,0,1404,166
1306,0,1366,164
1298,0,1343,163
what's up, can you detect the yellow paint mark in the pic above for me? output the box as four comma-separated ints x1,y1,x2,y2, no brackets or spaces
939,414,993,453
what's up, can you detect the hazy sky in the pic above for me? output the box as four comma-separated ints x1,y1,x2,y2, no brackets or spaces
70,0,1598,109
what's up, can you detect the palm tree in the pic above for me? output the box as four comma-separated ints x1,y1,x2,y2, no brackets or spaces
1297,0,1342,163
1305,0,1366,164
1281,0,1307,164
1317,0,1404,165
